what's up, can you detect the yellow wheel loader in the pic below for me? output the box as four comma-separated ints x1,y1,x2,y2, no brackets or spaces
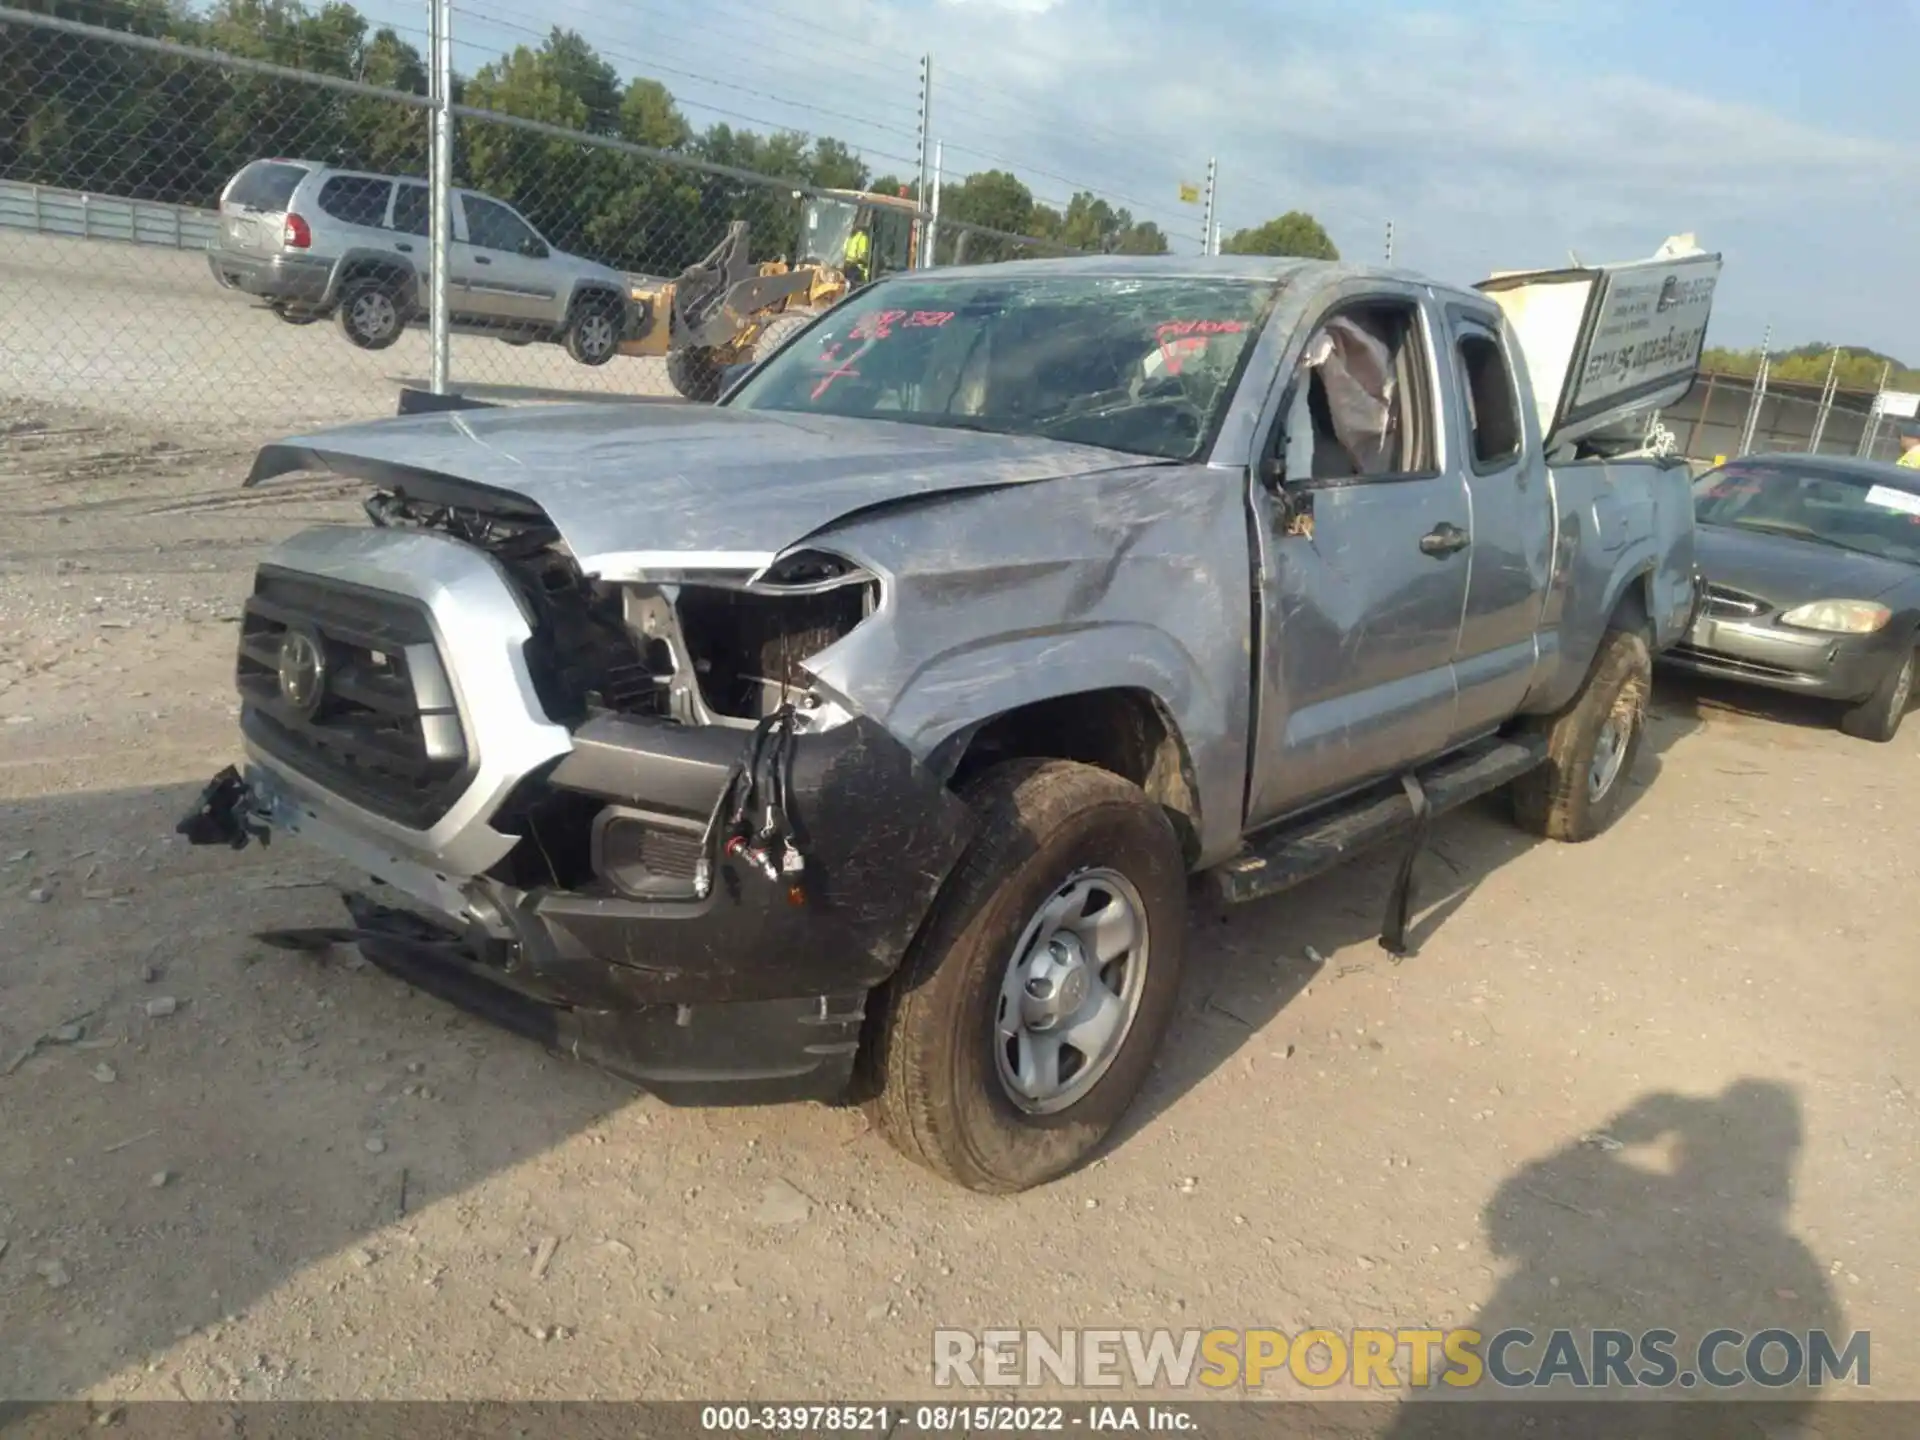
619,188,922,401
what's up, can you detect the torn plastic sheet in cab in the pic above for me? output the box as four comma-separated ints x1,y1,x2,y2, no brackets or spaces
1302,315,1398,474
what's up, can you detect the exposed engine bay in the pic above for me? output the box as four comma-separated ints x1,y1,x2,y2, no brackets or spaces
361,487,877,730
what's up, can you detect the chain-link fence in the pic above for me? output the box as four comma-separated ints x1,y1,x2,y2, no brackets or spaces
1661,371,1902,466
0,4,1073,447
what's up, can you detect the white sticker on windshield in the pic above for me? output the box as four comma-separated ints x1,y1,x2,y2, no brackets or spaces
1865,484,1920,517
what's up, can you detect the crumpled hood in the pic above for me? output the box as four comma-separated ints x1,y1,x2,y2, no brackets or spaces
247,402,1159,578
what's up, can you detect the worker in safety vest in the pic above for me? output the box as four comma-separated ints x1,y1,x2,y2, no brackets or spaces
1898,428,1920,469
843,225,871,286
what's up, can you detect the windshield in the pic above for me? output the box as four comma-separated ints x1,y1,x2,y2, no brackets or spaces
1694,462,1920,564
803,198,859,264
727,274,1281,461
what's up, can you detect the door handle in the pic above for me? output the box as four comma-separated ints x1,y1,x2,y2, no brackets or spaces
1419,522,1470,557
474,255,492,265
395,243,413,253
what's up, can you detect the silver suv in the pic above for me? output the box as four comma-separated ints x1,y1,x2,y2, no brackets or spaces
206,159,632,366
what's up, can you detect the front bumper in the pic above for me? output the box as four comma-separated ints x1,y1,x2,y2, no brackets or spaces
181,708,976,1104
206,248,334,306
1660,612,1894,701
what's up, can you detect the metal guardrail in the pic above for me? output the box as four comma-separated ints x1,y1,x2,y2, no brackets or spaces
0,179,217,251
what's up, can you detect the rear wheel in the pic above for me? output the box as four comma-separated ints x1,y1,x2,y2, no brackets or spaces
750,308,822,363
867,760,1186,1193
336,275,407,351
665,345,726,402
1511,627,1651,842
1839,647,1915,742
564,293,623,366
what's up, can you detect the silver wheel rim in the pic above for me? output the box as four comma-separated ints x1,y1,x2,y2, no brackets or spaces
1589,712,1632,801
351,291,395,339
579,312,615,358
994,867,1150,1115
1892,656,1914,717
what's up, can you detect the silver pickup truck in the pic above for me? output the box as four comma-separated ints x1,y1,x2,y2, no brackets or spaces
180,248,1709,1193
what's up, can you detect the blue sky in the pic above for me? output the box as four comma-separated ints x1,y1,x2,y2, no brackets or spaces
357,0,1917,356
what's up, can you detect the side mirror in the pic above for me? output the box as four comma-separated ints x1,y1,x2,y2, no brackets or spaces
521,239,548,259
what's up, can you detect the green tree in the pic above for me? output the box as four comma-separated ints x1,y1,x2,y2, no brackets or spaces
1701,344,1920,392
807,137,868,191
1223,211,1339,261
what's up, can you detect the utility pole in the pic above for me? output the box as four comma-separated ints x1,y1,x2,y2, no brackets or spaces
428,0,453,393
1384,219,1394,265
1807,347,1841,454
915,54,933,266
1200,157,1216,257
1737,324,1772,456
927,140,943,268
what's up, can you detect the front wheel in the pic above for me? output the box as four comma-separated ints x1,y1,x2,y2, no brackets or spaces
1510,626,1651,842
1839,647,1915,742
867,760,1187,1193
665,345,726,402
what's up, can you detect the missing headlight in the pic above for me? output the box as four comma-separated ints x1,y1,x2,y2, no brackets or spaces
676,567,877,721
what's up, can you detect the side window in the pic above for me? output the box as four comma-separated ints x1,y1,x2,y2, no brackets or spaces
1282,300,1434,482
390,183,430,237
1457,329,1521,468
462,194,538,254
316,175,394,229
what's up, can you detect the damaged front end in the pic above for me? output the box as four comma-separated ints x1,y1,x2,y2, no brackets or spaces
180,480,975,1105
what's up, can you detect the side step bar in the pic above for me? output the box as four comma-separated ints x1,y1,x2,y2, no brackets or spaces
1214,733,1548,907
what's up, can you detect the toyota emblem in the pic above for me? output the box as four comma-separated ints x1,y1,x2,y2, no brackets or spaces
275,628,327,716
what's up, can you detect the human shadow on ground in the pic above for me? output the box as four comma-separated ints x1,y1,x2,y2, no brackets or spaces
1380,1079,1850,1438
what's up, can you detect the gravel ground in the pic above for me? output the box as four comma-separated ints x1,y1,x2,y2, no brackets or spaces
2,381,1917,1411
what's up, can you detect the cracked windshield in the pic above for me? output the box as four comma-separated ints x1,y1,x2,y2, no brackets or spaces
729,276,1281,460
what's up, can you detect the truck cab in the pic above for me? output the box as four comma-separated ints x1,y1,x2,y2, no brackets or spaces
799,190,919,283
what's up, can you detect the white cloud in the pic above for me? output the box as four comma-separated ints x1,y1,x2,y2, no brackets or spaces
841,0,1910,345
438,0,1915,350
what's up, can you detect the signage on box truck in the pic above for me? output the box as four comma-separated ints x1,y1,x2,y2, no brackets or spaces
1573,260,1717,414
1477,243,1722,453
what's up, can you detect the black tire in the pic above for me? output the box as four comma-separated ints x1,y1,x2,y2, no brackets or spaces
335,275,407,351
269,302,320,325
1839,647,1916,742
1511,627,1652,842
867,760,1187,1194
750,308,822,363
665,345,726,402
564,293,623,366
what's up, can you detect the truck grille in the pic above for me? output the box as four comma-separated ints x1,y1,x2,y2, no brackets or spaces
235,569,471,829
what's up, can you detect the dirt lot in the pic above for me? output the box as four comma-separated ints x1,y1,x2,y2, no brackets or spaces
0,232,673,441
2,391,1918,1409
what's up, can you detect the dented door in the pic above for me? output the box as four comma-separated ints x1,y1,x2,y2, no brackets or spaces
1244,289,1470,825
